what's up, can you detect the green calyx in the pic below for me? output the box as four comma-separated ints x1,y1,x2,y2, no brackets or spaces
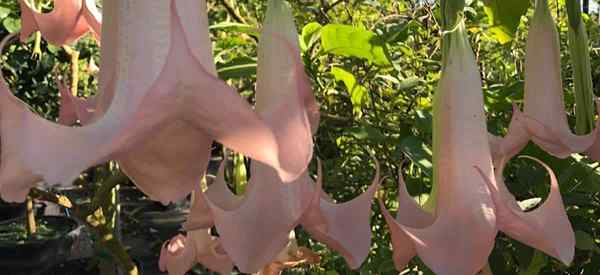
441,0,466,31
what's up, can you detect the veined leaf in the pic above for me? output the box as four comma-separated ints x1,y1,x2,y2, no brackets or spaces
483,0,529,43
300,22,322,52
216,57,257,79
209,22,259,36
331,67,368,116
321,24,391,66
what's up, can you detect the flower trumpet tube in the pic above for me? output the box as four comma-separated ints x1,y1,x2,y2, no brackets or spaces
379,19,575,275
379,22,497,275
0,0,312,203
516,0,598,158
19,0,102,45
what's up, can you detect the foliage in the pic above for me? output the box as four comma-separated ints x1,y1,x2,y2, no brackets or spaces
0,0,599,274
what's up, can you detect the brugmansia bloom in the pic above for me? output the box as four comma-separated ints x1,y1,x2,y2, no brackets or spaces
499,0,598,159
19,0,101,45
0,0,312,202
379,20,574,275
176,0,378,272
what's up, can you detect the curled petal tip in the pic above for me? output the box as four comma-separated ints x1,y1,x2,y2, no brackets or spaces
479,157,575,264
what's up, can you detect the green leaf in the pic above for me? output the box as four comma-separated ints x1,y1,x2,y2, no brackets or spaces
2,17,20,33
300,22,322,52
518,250,547,275
0,6,10,20
331,67,367,115
320,24,391,66
209,22,259,36
483,0,529,43
398,136,433,176
575,230,599,251
216,57,257,79
344,124,386,142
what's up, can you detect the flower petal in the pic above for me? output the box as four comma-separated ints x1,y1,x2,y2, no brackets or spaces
521,0,596,157
377,173,430,270
1,0,306,203
159,234,197,275
255,0,318,181
488,104,530,165
19,0,99,45
188,229,234,275
476,156,575,265
198,161,315,273
301,160,379,269
380,23,496,275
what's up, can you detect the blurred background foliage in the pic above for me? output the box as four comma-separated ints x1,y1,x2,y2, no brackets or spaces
0,0,599,274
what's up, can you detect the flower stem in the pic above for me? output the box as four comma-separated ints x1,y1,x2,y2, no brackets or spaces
26,195,37,236
63,45,80,96
566,0,595,134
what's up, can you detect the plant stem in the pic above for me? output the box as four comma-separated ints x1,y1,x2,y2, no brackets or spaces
31,177,137,275
566,0,595,134
63,45,80,96
26,195,37,235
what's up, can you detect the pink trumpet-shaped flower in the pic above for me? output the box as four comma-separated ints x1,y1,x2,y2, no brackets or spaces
0,0,312,203
19,0,101,45
181,1,378,271
379,22,497,275
159,231,233,275
498,0,599,159
189,161,318,273
185,159,378,273
380,20,575,275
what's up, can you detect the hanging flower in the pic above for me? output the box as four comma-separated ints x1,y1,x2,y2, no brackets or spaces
0,0,312,203
178,0,379,272
379,20,574,275
19,0,101,45
379,21,497,275
498,0,598,160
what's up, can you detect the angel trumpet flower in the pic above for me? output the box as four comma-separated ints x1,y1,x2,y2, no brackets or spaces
380,21,575,275
0,0,312,203
19,0,101,45
185,157,378,273
501,0,599,159
180,2,378,271
379,22,497,275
